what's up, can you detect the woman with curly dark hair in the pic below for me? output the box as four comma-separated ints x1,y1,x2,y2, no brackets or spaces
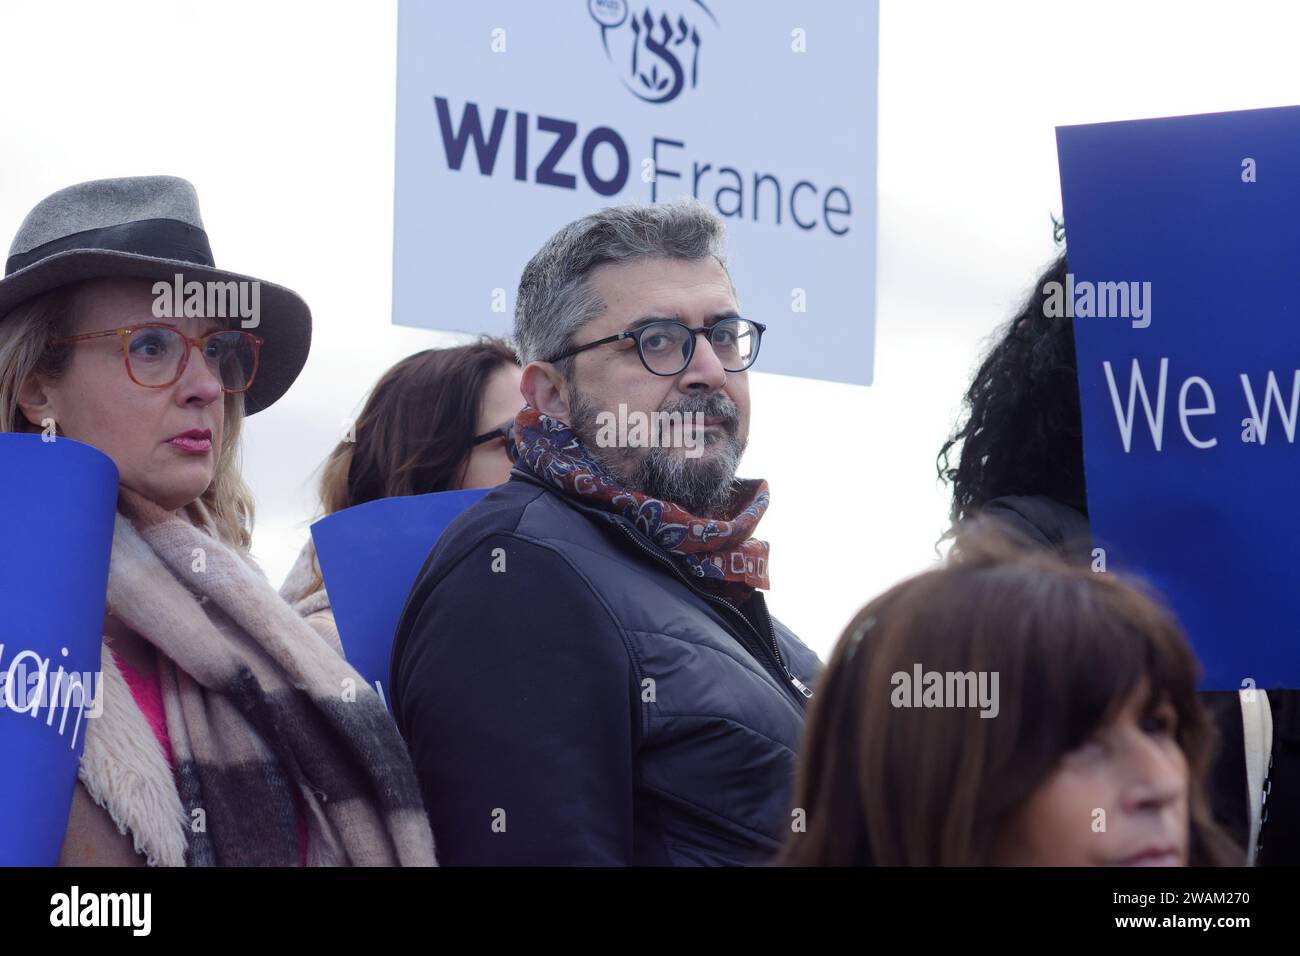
938,250,1092,558
937,245,1299,866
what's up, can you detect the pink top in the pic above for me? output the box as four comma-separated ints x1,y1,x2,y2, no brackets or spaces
111,648,310,866
110,647,174,766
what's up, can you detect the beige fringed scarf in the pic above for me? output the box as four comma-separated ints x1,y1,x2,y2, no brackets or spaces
279,539,339,652
79,488,436,866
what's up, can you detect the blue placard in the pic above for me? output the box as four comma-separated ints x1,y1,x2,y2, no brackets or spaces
310,488,490,707
0,434,119,864
1057,104,1300,689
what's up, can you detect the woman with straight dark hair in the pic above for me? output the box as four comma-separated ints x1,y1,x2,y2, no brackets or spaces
280,338,522,642
779,525,1242,867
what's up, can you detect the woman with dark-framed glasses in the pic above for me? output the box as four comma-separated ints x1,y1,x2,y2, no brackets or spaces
280,337,522,644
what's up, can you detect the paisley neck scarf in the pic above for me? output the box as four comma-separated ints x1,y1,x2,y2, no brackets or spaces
511,405,771,601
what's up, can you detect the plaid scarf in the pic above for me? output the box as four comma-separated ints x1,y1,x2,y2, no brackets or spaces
103,488,436,866
512,406,771,601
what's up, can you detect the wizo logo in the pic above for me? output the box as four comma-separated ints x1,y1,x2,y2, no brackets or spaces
589,0,718,104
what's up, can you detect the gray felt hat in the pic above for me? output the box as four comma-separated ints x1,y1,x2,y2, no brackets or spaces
0,176,311,415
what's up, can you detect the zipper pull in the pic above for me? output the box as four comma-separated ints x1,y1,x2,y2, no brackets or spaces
790,675,814,699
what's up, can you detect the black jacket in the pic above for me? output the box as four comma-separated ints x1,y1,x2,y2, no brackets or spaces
391,466,822,865
983,494,1300,864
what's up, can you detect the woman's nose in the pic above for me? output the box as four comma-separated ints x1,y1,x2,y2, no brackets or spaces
1120,733,1187,814
176,342,224,404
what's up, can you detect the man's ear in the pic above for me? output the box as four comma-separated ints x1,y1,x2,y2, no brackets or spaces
520,361,571,420
16,373,56,430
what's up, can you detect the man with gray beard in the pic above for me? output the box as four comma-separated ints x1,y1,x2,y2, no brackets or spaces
566,388,743,519
392,199,820,865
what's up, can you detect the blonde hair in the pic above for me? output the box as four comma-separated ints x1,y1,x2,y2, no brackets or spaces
0,281,256,549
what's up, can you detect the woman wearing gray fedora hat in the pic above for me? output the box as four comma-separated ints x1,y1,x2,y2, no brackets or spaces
0,176,436,866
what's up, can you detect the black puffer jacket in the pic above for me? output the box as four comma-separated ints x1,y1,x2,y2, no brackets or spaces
391,465,822,866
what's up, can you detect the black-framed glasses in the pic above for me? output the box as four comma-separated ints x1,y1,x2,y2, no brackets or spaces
547,317,766,377
472,421,518,462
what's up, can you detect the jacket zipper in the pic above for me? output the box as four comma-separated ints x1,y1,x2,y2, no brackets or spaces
750,586,815,700
608,518,812,708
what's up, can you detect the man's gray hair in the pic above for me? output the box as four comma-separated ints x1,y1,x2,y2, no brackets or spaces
513,199,732,369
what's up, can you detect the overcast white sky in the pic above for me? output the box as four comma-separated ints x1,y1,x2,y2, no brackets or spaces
4,1,1300,660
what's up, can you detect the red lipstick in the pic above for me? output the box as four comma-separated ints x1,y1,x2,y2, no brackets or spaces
166,428,212,454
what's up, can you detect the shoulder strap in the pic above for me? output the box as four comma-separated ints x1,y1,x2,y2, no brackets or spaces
1241,688,1273,865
